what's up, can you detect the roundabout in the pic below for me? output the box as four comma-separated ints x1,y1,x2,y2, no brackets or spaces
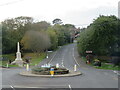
19,64,82,77
31,66,69,75
19,70,82,77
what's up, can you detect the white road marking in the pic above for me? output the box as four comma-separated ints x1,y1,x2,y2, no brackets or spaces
72,47,89,70
113,70,120,75
10,86,15,90
61,49,68,68
112,77,118,80
62,64,65,67
49,46,66,68
104,72,118,81
49,45,64,64
48,51,58,64
68,84,72,90
72,48,80,67
61,60,65,67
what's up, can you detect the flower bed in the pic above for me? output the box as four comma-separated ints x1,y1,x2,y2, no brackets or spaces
32,66,69,75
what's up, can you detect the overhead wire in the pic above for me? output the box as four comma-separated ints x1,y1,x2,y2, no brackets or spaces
0,0,24,6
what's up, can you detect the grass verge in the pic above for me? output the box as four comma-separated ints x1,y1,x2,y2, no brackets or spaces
0,53,46,68
28,53,46,66
95,63,120,70
81,56,120,70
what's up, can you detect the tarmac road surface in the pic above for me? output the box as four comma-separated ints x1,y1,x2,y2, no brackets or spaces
2,44,119,89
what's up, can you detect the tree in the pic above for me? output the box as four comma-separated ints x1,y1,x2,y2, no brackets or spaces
51,24,76,46
63,24,76,43
77,15,119,56
21,31,51,54
52,18,63,25
30,21,51,31
47,28,58,50
2,16,75,54
2,16,33,32
52,24,66,46
2,16,33,54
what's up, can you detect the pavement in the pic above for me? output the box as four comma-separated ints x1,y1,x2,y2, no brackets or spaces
1,43,119,89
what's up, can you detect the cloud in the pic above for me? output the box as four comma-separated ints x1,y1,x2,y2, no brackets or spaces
62,6,117,27
0,0,118,26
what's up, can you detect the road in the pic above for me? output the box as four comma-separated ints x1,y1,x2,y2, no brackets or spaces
1,44,119,89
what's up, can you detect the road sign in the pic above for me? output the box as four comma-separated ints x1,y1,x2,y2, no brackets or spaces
86,51,92,53
50,68,54,76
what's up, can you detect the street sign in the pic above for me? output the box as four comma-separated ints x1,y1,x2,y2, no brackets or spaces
50,68,54,76
86,51,92,53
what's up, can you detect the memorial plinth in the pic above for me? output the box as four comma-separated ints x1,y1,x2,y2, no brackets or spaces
11,42,23,67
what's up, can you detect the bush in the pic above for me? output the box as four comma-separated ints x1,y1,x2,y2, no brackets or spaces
31,66,69,75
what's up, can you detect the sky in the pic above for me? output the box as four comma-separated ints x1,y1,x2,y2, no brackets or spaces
0,0,119,27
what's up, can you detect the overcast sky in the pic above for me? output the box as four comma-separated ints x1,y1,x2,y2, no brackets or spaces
0,0,119,27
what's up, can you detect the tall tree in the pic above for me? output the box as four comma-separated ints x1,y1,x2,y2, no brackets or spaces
21,31,51,54
52,18,63,25
77,15,119,56
2,16,33,54
30,21,50,31
47,28,58,50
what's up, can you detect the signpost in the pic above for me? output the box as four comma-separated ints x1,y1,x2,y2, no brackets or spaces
46,54,48,58
50,68,54,76
86,51,93,64
56,63,59,68
6,63,9,68
26,64,29,71
74,64,77,72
